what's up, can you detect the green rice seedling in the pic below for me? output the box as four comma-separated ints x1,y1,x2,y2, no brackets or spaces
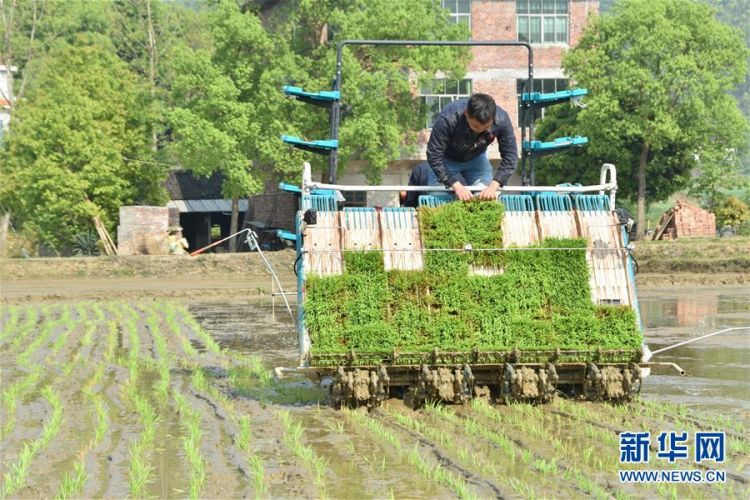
172,391,206,500
506,477,536,499
238,416,252,451
161,306,200,358
248,454,266,500
55,455,87,500
2,385,64,496
0,305,20,343
128,392,159,498
17,319,60,366
387,407,498,477
82,366,107,433
277,410,328,496
9,306,38,351
168,303,222,354
0,366,42,439
346,409,479,499
343,408,402,451
128,443,153,499
406,445,476,500
728,436,750,455
104,320,118,362
75,302,89,322
90,302,105,323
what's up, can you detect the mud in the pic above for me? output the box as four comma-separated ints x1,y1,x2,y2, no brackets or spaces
1,280,749,499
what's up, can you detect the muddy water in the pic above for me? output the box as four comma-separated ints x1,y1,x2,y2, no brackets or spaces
187,287,750,423
188,300,298,368
640,286,750,423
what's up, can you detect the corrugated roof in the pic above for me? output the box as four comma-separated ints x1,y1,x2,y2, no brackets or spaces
164,170,226,200
167,199,249,213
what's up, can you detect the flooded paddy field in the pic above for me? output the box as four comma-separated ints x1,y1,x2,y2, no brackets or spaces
1,284,748,499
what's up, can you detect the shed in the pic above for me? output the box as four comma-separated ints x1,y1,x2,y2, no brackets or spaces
165,171,247,251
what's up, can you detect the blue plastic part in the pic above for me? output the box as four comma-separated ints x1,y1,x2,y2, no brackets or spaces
278,182,302,194
277,230,297,242
281,135,338,154
523,136,588,153
418,194,454,207
521,88,588,105
342,207,377,230
573,195,611,212
283,85,340,105
535,192,572,211
382,207,417,229
305,194,337,212
500,194,534,212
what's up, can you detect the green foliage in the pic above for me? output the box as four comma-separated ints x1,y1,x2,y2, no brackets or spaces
306,202,641,357
0,36,165,252
267,0,471,182
715,196,750,228
538,0,749,234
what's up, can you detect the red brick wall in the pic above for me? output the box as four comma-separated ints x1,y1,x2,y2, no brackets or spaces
117,206,169,255
473,78,520,131
469,0,597,71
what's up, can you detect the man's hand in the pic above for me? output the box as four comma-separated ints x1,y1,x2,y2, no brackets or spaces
451,181,473,201
478,180,501,201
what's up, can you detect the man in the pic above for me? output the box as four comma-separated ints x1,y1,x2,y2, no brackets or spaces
401,162,432,208
424,93,518,201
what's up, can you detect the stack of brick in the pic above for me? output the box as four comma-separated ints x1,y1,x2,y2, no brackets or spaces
653,200,716,240
117,206,169,255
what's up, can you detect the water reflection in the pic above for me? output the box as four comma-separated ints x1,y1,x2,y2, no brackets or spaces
639,286,750,422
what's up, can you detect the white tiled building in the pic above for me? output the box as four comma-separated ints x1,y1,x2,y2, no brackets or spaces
0,64,15,142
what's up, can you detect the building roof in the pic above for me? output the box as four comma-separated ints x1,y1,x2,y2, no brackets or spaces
164,170,226,200
167,199,249,213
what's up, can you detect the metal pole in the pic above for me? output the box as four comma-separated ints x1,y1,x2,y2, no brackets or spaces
649,327,749,356
246,230,295,321
330,39,533,184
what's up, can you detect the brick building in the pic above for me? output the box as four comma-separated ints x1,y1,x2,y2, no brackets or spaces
338,0,599,206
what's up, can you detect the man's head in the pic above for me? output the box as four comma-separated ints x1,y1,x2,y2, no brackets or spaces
464,93,496,134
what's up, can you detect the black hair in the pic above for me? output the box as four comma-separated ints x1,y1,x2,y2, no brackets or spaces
466,93,496,124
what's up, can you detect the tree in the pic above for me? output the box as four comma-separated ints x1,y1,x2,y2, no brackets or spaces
165,0,299,251
0,36,164,253
267,0,471,183
0,0,111,114
551,0,748,238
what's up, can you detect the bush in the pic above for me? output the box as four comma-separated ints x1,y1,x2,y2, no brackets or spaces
714,196,750,230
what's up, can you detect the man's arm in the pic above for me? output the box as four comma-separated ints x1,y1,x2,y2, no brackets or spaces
492,115,518,186
426,116,464,188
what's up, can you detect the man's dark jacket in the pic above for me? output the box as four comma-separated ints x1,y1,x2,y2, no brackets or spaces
426,99,518,187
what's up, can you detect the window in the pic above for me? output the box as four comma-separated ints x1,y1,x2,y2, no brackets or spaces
517,0,568,44
516,78,568,125
442,0,471,28
341,191,367,207
420,79,472,128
